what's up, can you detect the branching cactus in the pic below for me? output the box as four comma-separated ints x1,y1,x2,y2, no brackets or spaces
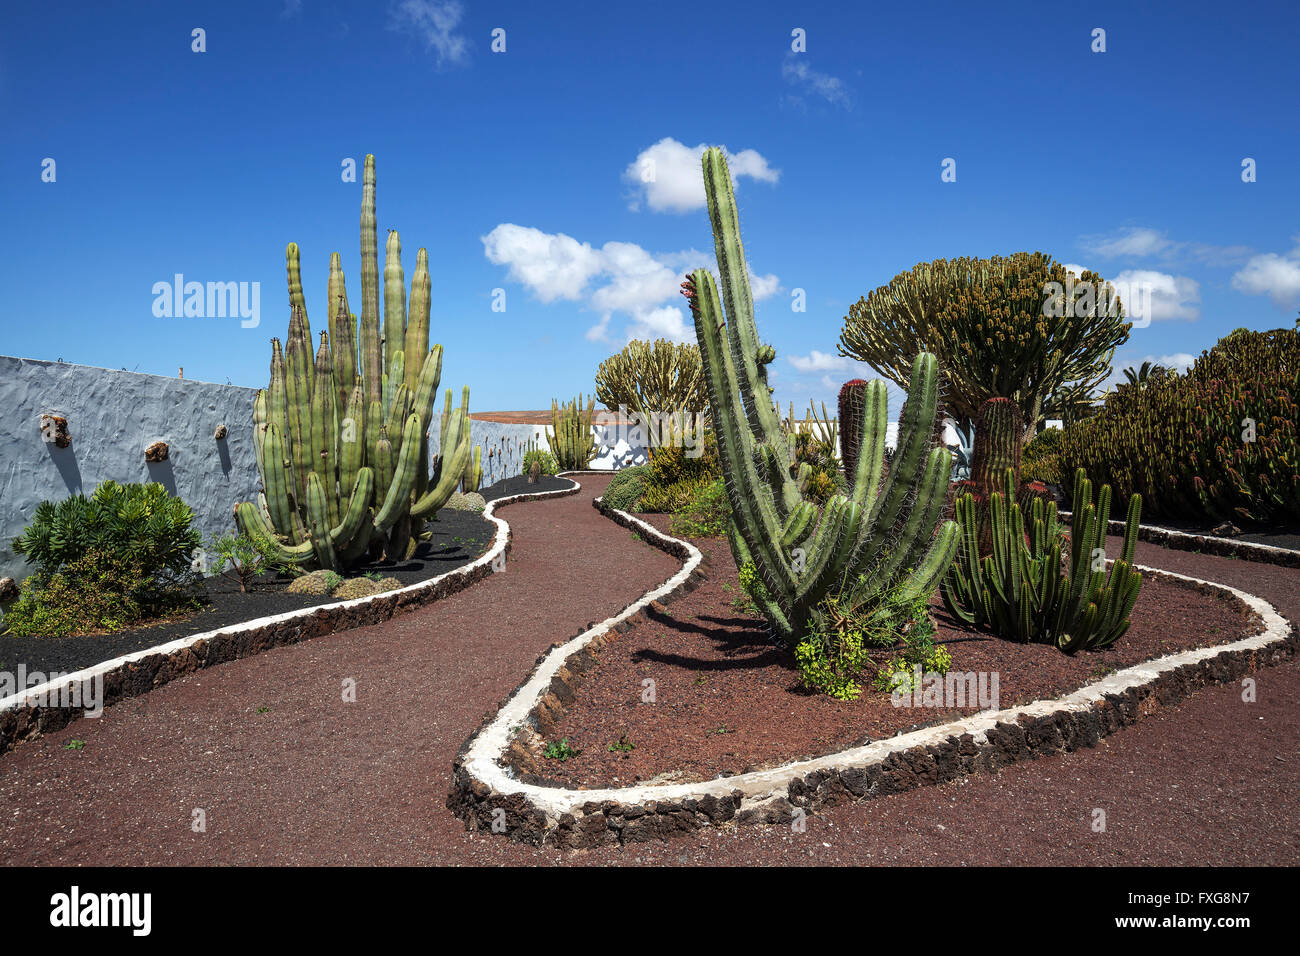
235,155,473,571
942,467,1143,652
547,394,597,470
684,147,959,645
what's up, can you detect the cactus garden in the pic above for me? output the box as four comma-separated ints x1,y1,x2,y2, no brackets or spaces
2,3,1298,880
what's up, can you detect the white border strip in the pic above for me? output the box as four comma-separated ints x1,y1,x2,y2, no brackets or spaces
1060,510,1299,561
458,508,1292,822
0,479,582,719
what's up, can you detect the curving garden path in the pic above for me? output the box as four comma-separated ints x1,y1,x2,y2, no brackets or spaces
0,476,1296,865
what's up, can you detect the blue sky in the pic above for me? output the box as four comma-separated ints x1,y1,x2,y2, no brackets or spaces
3,0,1298,417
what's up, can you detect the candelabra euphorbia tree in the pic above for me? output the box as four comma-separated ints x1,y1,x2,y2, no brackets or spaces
684,147,959,645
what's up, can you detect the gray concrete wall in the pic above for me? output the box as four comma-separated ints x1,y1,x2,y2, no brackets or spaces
0,356,261,581
0,355,653,581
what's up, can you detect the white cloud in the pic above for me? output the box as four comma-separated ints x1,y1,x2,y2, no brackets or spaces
781,58,852,109
482,224,780,343
1102,352,1198,391
1061,262,1089,277
388,0,469,68
1231,242,1300,309
481,224,604,303
1079,226,1252,267
1110,269,1200,322
787,350,856,373
623,138,779,214
1081,227,1175,259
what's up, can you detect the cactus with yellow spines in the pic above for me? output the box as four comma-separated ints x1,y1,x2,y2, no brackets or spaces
236,155,473,570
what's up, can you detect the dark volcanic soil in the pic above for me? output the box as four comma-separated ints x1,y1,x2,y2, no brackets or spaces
0,506,496,679
540,515,1259,789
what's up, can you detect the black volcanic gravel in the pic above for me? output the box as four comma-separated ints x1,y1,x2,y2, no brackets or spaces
0,507,494,678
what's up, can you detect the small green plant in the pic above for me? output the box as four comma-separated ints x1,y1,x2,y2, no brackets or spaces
363,570,383,582
256,705,271,714
522,447,559,478
64,739,85,750
794,584,950,701
668,478,730,537
543,738,581,761
609,736,635,753
207,532,290,593
706,723,731,736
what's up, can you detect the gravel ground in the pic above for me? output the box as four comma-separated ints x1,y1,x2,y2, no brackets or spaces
539,518,1256,789
0,485,1295,866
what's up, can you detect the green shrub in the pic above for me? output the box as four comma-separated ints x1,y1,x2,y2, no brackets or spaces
602,464,650,512
669,478,730,537
12,481,200,588
1058,327,1299,523
521,448,559,477
2,549,198,637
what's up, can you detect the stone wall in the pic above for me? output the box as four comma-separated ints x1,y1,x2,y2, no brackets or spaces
0,356,262,581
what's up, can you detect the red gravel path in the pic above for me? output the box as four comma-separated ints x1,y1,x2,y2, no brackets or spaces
0,489,1296,866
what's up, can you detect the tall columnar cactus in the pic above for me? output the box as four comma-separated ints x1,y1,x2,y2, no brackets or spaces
235,155,473,571
686,147,959,645
462,444,483,494
837,379,867,488
970,396,1023,499
942,467,1143,652
547,394,597,470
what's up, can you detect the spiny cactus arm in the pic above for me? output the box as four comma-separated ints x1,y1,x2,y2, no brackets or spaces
328,258,356,414
286,242,311,344
780,500,817,549
339,384,365,502
792,498,863,605
863,447,956,590
848,380,889,509
383,230,406,388
373,436,395,508
284,303,315,508
235,502,315,565
329,467,374,548
310,334,338,527
690,267,799,602
727,519,792,636
405,248,432,396
940,494,982,625
854,354,941,556
374,413,424,533
891,520,959,607
413,388,473,518
700,148,786,452
410,347,444,429
384,381,411,461
256,421,297,538
305,472,340,570
1119,492,1141,565
360,155,382,404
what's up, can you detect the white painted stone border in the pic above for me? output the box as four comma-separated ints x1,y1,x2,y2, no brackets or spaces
0,479,583,738
454,502,1294,835
1060,510,1299,566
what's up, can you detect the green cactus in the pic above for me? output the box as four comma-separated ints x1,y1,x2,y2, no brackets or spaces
462,444,483,494
547,394,597,471
236,155,472,571
941,467,1143,652
970,397,1023,500
685,147,959,646
837,379,868,489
